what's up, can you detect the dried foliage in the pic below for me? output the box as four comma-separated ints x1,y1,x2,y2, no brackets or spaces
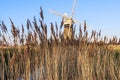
0,8,120,80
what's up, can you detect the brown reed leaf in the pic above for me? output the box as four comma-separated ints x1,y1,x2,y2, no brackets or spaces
27,19,33,31
44,23,47,38
34,31,37,42
1,21,8,33
59,30,63,40
51,22,54,34
27,20,30,30
55,22,58,37
20,38,24,45
91,30,94,38
104,36,107,43
60,18,64,29
16,27,20,38
109,39,112,44
84,20,86,32
85,31,88,38
93,30,96,39
99,30,101,37
10,18,17,38
33,17,40,33
79,25,82,38
40,7,44,21
51,22,56,40
39,19,44,30
73,25,76,36
2,35,7,45
0,31,1,37
22,25,24,33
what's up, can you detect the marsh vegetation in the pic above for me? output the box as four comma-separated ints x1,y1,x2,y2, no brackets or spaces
0,8,120,80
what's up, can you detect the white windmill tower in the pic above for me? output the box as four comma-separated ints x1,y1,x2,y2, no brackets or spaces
49,0,86,40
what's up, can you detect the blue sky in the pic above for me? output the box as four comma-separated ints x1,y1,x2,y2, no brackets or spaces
0,0,120,38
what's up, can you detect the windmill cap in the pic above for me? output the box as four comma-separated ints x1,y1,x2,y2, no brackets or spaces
64,18,74,25
64,13,68,17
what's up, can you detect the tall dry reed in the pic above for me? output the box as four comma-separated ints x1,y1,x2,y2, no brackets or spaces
0,8,119,80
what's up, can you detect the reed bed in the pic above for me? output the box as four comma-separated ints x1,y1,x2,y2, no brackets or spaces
0,8,120,80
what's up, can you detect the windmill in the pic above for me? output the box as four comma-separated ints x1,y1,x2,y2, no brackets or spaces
49,0,87,40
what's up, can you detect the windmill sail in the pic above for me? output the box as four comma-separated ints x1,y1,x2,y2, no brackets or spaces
49,10,69,19
71,0,76,18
